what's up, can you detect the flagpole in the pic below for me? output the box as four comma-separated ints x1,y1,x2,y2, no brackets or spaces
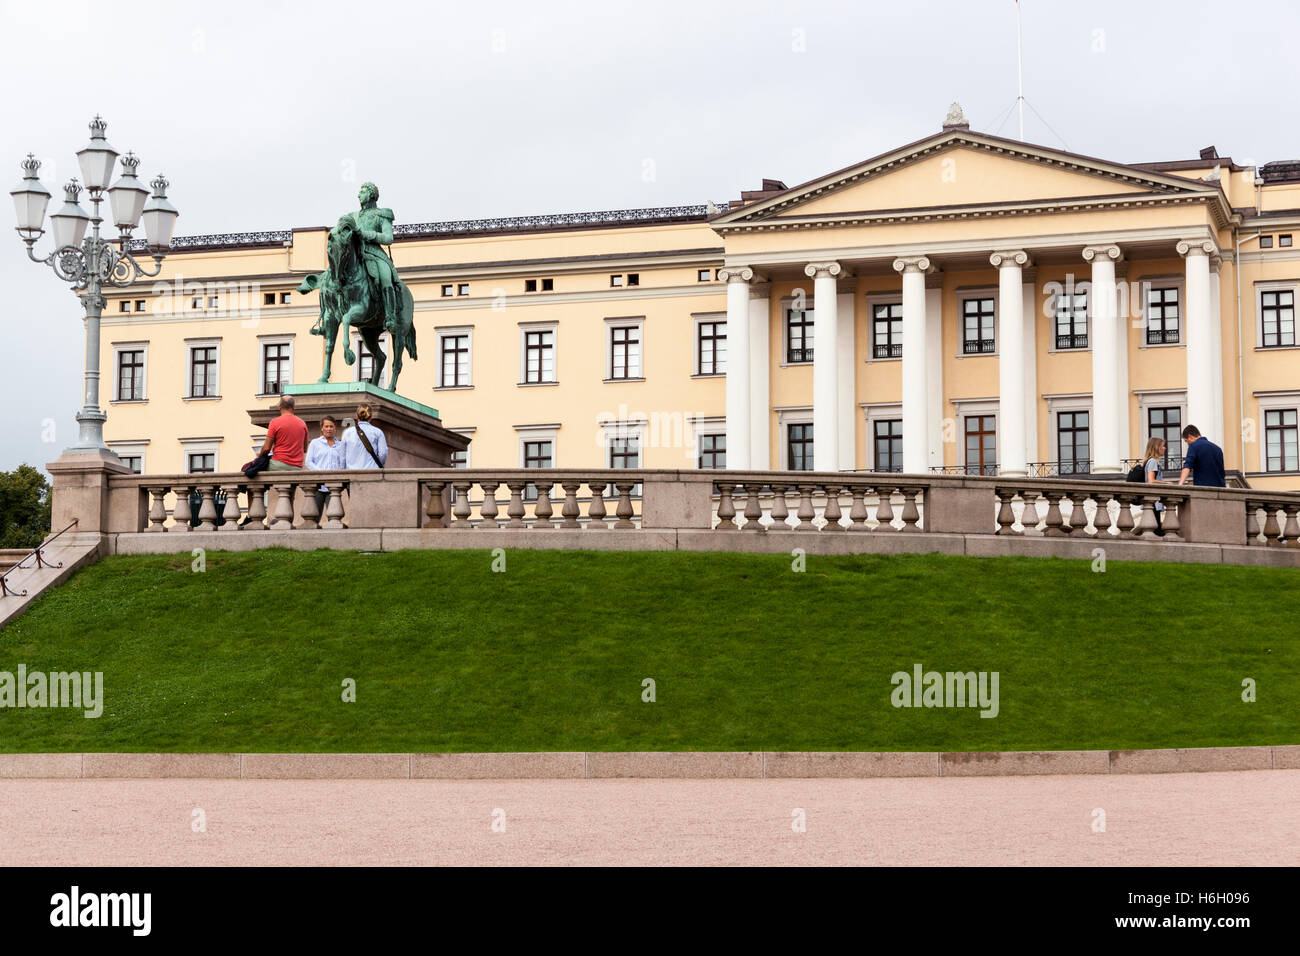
1017,0,1025,141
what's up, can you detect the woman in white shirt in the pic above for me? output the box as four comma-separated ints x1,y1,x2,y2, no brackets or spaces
1140,436,1169,538
340,403,388,469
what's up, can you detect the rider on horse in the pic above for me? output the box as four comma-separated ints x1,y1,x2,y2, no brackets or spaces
354,182,400,335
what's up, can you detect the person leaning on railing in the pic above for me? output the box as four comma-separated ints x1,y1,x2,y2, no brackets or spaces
1140,436,1171,538
304,415,343,513
258,394,308,471
340,403,388,469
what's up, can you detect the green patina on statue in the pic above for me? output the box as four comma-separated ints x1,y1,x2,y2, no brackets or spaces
298,182,417,392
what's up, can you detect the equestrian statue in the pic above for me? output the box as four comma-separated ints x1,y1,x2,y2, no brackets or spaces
298,182,417,392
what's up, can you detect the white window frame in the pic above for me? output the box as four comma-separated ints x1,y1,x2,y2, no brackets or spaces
951,397,1000,473
518,321,558,385
861,402,903,471
1255,390,1300,474
1254,279,1299,351
256,333,294,397
179,437,223,474
692,312,727,377
107,439,148,474
688,415,726,468
865,294,903,364
1135,389,1187,460
956,288,999,359
111,341,149,403
601,419,646,468
448,426,475,468
776,406,814,470
780,295,815,367
1043,394,1093,470
350,331,391,384
436,325,474,389
604,316,645,381
515,424,560,467
1047,280,1091,353
184,338,221,400
1134,276,1185,350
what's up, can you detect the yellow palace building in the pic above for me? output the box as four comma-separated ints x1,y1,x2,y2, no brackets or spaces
100,106,1300,490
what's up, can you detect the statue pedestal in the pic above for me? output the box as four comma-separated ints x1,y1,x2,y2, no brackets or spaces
249,383,469,467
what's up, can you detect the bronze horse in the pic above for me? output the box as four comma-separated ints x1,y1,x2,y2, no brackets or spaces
298,215,417,391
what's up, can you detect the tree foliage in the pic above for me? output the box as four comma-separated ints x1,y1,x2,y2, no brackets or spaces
0,465,52,550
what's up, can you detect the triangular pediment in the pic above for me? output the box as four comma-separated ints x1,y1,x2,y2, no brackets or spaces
712,130,1225,230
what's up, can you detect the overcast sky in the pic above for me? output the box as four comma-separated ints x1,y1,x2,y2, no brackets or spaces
2,0,1297,474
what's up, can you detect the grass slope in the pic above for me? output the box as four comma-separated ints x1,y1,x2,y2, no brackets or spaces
1,548,1295,752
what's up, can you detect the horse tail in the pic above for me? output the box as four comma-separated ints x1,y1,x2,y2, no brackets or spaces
405,319,418,360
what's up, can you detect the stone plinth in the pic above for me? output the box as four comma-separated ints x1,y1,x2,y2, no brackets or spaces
249,383,469,468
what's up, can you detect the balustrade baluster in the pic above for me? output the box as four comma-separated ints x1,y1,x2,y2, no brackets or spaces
270,483,295,531
1281,504,1300,549
245,484,267,530
743,483,765,531
873,486,895,531
1090,493,1111,537
506,482,527,529
586,481,609,529
219,484,243,530
1058,491,1079,535
1132,498,1156,538
423,480,447,528
795,484,817,531
715,483,737,530
847,486,868,531
1245,504,1261,544
452,480,474,528
995,490,1015,534
147,486,168,532
769,484,790,530
1161,496,1182,538
169,486,193,532
196,486,218,531
480,481,501,529
298,483,322,530
533,482,554,529
823,485,845,532
1113,494,1135,536
1041,493,1064,536
1019,490,1041,534
323,483,346,529
1262,505,1283,547
614,482,636,529
899,487,921,532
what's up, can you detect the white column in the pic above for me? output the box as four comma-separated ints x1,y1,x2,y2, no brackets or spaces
991,251,1030,477
748,283,771,468
1179,239,1216,438
719,266,753,469
1208,260,1225,444
1021,271,1038,464
925,274,945,468
1114,264,1130,463
894,256,930,474
806,261,842,471
1083,244,1123,473
837,286,856,469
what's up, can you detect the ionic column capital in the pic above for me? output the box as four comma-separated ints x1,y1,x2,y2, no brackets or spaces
1176,238,1216,259
892,255,931,275
718,266,755,284
804,261,843,280
1081,244,1123,264
989,250,1032,269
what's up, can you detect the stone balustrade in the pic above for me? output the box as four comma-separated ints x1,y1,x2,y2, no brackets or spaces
73,468,1300,563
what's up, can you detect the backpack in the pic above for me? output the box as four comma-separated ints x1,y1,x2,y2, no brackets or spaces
1125,462,1146,483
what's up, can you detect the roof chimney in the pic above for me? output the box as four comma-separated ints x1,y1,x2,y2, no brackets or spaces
1199,145,1219,160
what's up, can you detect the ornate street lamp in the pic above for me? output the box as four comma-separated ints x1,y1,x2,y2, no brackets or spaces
10,115,178,457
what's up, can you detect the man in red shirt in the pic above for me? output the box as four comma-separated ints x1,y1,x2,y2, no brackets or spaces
259,395,309,470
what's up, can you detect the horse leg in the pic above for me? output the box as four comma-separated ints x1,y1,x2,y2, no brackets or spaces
387,334,403,392
318,313,337,383
361,326,385,387
341,303,363,366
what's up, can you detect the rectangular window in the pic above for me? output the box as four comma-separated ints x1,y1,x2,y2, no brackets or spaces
1281,235,1293,248
786,309,813,363
524,329,555,383
965,415,996,475
191,297,201,309
608,435,640,469
1146,287,1180,345
261,343,290,395
263,292,275,306
187,453,215,474
117,349,144,401
697,321,727,375
118,456,142,474
1265,409,1299,472
524,279,537,293
450,448,468,468
1261,289,1296,348
609,325,641,379
280,292,292,304
357,338,385,382
697,269,711,282
610,274,624,288
626,273,639,287
1054,291,1088,349
1148,406,1183,471
207,296,218,309
962,298,995,354
440,333,470,386
1261,236,1274,249
188,346,217,398
787,423,814,471
872,303,902,358
135,300,146,312
440,284,453,297
119,301,130,313
541,278,553,291
457,283,469,296
698,434,725,468
522,439,553,501
1056,411,1090,475
873,419,903,472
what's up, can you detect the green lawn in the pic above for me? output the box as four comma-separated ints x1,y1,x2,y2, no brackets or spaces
1,548,1295,752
